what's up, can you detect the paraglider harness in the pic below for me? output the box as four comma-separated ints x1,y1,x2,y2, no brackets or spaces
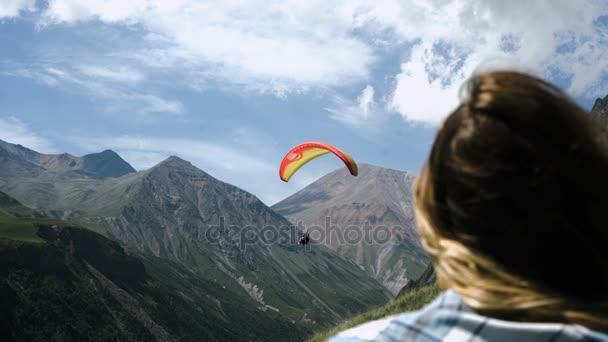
298,232,310,245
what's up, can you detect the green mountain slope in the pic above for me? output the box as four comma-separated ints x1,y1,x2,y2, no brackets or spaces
0,191,39,218
0,196,309,341
0,145,393,336
308,284,443,342
396,263,437,297
0,191,47,243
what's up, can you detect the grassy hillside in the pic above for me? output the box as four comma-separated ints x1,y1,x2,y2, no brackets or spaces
0,194,311,341
0,219,46,243
0,208,433,341
0,191,54,243
0,158,393,328
0,191,389,341
308,284,443,342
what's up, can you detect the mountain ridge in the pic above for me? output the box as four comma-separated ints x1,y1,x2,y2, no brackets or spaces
0,139,136,179
0,192,309,341
0,142,392,332
273,163,429,295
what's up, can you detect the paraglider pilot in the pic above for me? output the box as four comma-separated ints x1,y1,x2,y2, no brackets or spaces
298,232,310,245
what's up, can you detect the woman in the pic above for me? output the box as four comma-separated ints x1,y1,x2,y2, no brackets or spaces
330,71,608,341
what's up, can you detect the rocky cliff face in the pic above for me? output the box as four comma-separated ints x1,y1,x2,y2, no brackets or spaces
592,94,608,117
590,94,608,149
273,164,430,295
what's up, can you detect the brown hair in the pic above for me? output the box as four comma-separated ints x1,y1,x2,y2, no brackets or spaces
414,70,608,330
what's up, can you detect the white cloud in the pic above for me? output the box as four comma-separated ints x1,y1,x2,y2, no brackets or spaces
36,0,608,125
111,94,183,116
41,0,376,95
326,84,389,130
358,85,375,115
78,65,145,84
3,0,605,126
0,116,56,153
326,97,370,129
41,0,148,23
0,0,35,18
369,0,608,124
389,42,483,125
2,64,182,117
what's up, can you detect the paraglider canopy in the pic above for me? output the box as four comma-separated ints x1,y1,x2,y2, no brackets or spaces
279,141,358,182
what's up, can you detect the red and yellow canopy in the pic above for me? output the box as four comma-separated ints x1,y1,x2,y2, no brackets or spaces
279,141,358,182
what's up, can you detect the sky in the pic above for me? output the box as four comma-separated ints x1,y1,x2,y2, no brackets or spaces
0,0,607,205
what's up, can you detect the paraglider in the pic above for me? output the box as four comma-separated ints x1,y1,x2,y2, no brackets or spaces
298,232,310,245
279,141,358,182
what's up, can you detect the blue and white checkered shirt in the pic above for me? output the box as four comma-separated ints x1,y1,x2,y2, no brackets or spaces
329,290,608,342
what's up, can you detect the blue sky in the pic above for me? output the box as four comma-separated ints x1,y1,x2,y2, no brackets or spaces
0,0,607,205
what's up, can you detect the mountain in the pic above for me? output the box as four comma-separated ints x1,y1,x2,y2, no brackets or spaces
0,145,392,335
272,163,430,295
82,149,138,178
0,139,135,178
0,193,308,341
592,94,608,117
590,94,608,150
0,191,42,219
310,283,443,342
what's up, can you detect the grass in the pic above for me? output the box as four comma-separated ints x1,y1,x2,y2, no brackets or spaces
308,283,443,342
0,217,71,244
0,220,45,243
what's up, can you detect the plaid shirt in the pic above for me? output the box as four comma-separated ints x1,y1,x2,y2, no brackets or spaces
329,290,608,342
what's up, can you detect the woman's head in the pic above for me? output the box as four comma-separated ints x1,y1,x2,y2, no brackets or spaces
415,70,608,328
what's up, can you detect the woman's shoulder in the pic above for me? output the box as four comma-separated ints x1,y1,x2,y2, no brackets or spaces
329,290,608,342
328,290,465,342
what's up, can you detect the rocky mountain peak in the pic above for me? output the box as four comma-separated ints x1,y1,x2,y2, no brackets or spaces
272,163,428,295
0,139,135,178
591,93,608,132
161,155,191,166
592,94,608,115
0,138,39,159
146,156,203,178
82,149,136,178
275,162,415,217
